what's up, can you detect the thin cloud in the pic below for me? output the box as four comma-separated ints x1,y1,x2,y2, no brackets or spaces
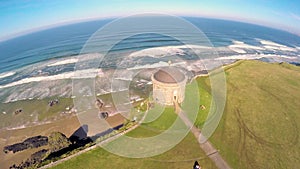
290,12,300,21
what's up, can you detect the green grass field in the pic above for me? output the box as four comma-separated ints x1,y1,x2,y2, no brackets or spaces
52,105,217,169
205,60,300,169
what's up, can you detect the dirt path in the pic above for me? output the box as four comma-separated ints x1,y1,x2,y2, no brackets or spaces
174,101,231,169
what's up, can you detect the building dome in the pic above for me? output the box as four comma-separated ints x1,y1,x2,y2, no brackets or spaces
153,67,185,84
152,67,187,105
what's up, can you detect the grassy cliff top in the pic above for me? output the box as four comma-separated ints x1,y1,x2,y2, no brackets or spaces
205,60,300,169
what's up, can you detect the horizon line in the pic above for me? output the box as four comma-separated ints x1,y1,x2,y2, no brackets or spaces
1,14,300,42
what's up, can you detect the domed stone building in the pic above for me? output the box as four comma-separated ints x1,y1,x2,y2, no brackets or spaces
151,67,187,105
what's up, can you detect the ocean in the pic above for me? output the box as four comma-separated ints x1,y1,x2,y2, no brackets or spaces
0,17,300,102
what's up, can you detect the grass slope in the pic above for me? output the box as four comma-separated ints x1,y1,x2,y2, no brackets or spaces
204,60,300,169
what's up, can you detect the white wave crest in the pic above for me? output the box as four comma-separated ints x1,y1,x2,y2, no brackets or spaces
259,40,297,52
129,46,185,58
47,58,78,67
0,71,15,79
0,69,104,89
128,45,212,58
229,40,264,54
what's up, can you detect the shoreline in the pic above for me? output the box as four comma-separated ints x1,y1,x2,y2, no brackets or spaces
1,58,297,104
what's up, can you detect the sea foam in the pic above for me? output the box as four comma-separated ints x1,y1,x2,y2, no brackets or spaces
0,69,103,89
0,71,15,79
47,58,78,67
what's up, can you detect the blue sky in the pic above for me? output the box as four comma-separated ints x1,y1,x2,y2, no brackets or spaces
1,0,300,41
